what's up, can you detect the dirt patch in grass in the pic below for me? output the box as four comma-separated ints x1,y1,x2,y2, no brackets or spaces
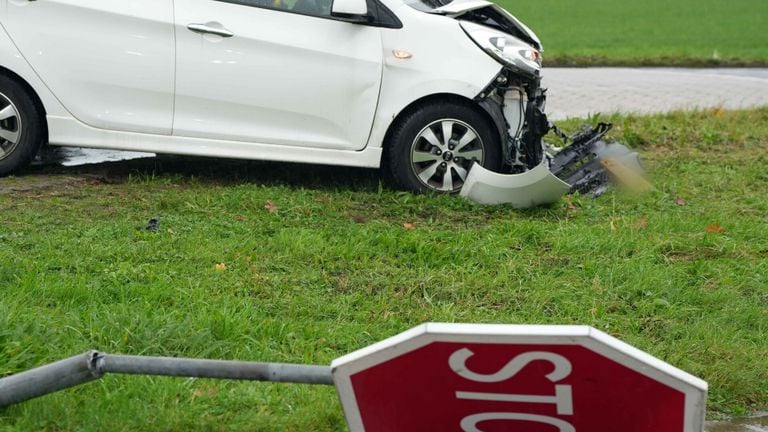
0,174,96,195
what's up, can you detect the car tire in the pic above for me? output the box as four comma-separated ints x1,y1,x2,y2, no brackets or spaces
384,100,501,194
0,75,46,177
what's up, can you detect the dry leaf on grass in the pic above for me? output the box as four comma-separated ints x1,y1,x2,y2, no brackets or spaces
706,224,725,233
675,197,687,206
264,200,278,214
348,213,367,224
564,196,579,211
634,217,648,229
403,222,415,230
192,385,219,400
215,263,227,271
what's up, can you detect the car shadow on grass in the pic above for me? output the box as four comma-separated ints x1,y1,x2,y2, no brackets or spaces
12,149,568,222
24,152,384,193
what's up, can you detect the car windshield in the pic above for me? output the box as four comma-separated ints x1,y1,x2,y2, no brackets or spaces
404,0,454,12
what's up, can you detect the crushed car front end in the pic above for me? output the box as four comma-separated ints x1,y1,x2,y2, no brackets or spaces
384,0,643,205
442,1,576,205
415,0,643,206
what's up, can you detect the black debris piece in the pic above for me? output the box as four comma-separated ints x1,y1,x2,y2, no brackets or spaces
146,218,160,232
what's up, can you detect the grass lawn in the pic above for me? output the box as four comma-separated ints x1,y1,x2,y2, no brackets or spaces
498,0,768,66
1,108,768,430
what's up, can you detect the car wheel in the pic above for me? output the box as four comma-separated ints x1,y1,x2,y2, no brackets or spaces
385,101,501,194
0,75,46,177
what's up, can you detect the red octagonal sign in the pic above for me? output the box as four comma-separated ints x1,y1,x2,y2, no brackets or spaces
332,324,707,432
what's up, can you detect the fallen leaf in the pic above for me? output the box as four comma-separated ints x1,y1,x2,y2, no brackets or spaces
264,201,278,214
348,213,367,224
215,263,227,271
192,385,218,400
403,222,415,230
706,224,725,233
336,276,347,291
634,217,648,229
675,197,687,206
564,196,578,211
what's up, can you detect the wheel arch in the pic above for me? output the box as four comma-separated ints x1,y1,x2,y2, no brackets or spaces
381,92,503,161
0,64,48,144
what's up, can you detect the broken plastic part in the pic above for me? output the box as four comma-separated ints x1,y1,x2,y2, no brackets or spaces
146,218,160,231
460,160,570,207
547,122,646,196
553,139,643,196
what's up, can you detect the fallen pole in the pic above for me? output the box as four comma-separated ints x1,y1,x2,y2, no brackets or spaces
0,351,102,408
0,323,709,432
0,351,333,408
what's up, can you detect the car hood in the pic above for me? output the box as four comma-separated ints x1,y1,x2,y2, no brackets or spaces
432,0,542,50
433,0,493,14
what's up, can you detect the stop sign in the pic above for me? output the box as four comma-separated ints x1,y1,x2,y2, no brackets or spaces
332,323,707,432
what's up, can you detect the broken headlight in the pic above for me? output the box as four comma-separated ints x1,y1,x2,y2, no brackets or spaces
460,21,542,78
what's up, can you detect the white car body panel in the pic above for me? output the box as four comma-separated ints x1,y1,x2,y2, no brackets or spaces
2,0,176,135
366,3,502,151
173,0,383,151
46,115,383,167
0,20,68,118
433,0,492,14
434,0,543,50
460,160,571,207
0,0,505,169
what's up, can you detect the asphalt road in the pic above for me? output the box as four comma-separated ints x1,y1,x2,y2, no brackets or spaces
544,67,768,120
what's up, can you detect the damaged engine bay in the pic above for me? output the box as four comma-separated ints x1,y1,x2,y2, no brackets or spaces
444,3,644,207
460,66,643,207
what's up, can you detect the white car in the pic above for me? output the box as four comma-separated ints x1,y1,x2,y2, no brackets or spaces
0,0,546,194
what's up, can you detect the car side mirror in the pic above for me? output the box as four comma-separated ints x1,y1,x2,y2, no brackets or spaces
331,0,369,20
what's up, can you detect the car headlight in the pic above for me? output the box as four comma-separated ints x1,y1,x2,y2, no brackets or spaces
461,22,542,78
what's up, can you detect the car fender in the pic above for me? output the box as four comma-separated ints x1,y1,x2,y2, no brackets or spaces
367,4,502,153
0,19,69,118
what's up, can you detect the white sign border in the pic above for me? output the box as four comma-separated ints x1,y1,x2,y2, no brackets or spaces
331,323,707,432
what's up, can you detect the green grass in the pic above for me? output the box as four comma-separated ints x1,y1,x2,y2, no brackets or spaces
1,108,768,430
495,0,768,66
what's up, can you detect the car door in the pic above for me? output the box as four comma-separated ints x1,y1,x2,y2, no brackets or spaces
2,0,176,135
173,0,383,151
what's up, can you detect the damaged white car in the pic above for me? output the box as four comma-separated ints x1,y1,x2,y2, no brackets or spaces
0,0,636,205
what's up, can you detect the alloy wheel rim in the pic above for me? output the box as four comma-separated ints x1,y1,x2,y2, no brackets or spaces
410,119,484,192
0,92,22,161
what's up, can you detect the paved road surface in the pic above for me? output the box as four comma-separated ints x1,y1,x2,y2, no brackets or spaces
544,67,768,120
707,414,768,432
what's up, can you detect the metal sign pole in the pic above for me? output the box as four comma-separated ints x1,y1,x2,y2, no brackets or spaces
0,351,332,408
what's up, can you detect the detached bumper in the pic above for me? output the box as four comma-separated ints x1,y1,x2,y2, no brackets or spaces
459,160,570,207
